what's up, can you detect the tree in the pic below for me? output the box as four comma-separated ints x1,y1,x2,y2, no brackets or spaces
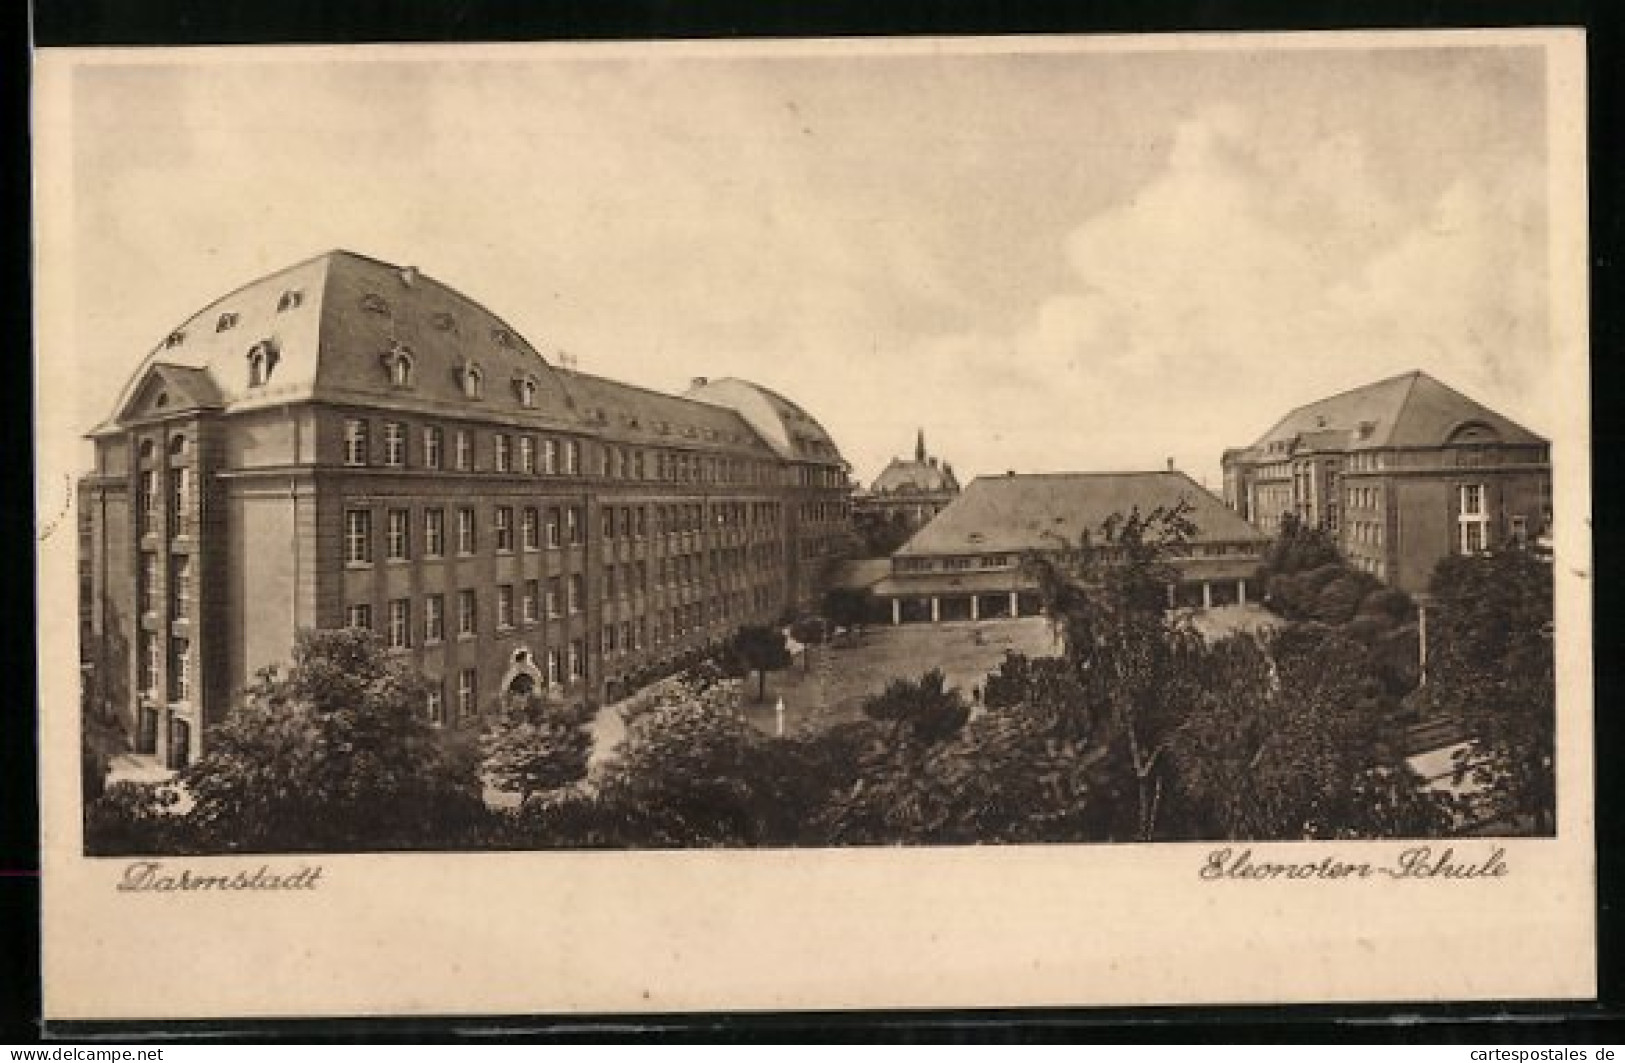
1424,550,1556,834
822,586,875,633
480,692,594,807
729,624,792,702
1169,626,1450,840
593,699,768,846
1024,502,1204,841
182,628,484,851
861,668,970,745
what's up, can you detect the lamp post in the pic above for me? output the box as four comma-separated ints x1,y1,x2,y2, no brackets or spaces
1414,591,1434,687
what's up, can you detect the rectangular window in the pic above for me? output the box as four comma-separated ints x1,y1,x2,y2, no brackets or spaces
543,438,558,475
495,506,514,552
424,508,445,557
546,649,561,686
494,434,512,473
169,555,191,616
346,603,372,630
565,440,580,475
1510,515,1529,545
345,509,373,564
546,508,562,548
386,509,410,560
423,426,443,469
168,468,190,533
568,639,584,680
635,507,647,539
603,565,616,600
458,589,478,636
522,507,540,550
1460,484,1484,516
568,574,583,614
523,579,539,623
138,471,157,535
520,436,536,474
457,508,476,554
457,668,478,718
383,422,406,467
602,507,616,540
497,584,514,629
454,430,473,471
567,506,583,545
139,634,159,695
139,553,159,614
424,594,445,643
546,577,562,618
1463,521,1486,555
344,419,369,466
168,638,191,702
425,686,445,726
388,599,411,649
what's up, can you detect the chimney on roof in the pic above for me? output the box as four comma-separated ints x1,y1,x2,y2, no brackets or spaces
1006,470,1016,478
399,266,418,287
1166,457,1175,472
692,376,708,389
915,428,926,464
928,457,938,469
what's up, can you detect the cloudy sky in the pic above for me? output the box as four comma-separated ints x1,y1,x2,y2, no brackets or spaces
48,37,1565,488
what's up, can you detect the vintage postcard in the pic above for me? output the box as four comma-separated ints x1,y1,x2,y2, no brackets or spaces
34,30,1593,1020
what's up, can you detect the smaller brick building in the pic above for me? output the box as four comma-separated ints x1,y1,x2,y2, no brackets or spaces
1222,371,1551,593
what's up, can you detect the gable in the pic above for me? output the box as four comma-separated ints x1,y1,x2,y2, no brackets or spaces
115,364,223,424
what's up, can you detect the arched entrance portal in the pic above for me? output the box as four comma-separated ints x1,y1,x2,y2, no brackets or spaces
499,647,546,702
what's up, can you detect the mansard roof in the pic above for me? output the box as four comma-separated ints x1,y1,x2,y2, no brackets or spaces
683,377,846,467
90,251,833,462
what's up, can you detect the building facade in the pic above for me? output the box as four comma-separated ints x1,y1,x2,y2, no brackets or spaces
854,429,962,526
870,470,1268,623
78,251,851,770
1221,371,1551,593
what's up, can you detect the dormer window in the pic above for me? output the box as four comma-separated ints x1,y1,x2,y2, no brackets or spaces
164,330,187,349
490,328,516,350
277,289,304,313
246,339,280,387
168,435,188,458
430,312,456,332
380,343,415,389
513,375,539,408
360,293,390,315
458,361,485,400
216,312,239,333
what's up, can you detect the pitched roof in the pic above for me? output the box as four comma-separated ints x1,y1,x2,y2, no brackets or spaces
1244,370,1546,457
896,471,1266,557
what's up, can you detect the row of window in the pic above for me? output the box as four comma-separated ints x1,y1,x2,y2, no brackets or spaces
1348,485,1383,511
340,416,794,487
346,584,756,658
343,503,789,565
346,579,586,645
895,553,1016,574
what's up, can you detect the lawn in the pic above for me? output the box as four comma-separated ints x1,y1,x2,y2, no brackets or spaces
737,617,1064,734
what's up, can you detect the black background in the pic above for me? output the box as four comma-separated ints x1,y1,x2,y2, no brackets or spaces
6,0,1622,1044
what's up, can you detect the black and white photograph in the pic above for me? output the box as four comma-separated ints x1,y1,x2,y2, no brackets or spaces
34,30,1593,1016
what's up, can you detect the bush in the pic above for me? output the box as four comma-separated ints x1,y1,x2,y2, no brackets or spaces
84,781,199,856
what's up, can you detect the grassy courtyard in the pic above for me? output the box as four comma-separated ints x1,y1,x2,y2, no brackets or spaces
736,616,1065,734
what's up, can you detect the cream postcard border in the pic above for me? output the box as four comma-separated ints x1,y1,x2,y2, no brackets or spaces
34,30,1593,1019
